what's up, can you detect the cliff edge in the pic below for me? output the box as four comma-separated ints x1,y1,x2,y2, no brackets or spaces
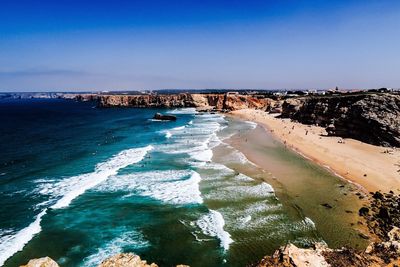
66,92,273,111
280,93,400,147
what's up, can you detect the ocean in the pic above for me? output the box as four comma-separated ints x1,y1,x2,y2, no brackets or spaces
0,99,326,266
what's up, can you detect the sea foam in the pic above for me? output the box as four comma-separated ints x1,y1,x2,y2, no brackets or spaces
196,210,233,251
161,125,186,139
158,112,225,166
165,131,172,138
167,108,196,114
0,210,46,267
97,170,203,205
46,145,154,209
245,120,258,129
0,145,153,266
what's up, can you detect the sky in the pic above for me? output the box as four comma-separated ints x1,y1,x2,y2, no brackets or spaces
1,0,400,91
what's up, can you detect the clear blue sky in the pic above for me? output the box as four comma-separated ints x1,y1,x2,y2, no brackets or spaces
1,0,400,91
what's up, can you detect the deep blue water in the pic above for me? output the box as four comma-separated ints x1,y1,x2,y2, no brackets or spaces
0,99,319,267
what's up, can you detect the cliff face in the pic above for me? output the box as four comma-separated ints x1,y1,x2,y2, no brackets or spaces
93,93,272,111
281,93,400,147
96,93,272,111
224,94,272,110
98,93,196,108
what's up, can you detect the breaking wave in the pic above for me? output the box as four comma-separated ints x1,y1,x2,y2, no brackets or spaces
0,145,153,266
196,210,233,251
96,170,203,205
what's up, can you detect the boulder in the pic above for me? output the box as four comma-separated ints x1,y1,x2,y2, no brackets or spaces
98,253,158,267
256,243,330,267
20,257,59,267
372,191,384,200
98,253,189,267
388,227,400,242
358,207,369,216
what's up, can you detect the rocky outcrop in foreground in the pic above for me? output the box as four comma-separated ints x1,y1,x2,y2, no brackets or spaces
20,253,188,267
21,257,59,267
281,93,400,147
98,253,158,267
255,228,400,267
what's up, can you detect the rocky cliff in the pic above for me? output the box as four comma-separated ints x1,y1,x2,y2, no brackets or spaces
280,93,400,147
98,93,196,108
66,93,272,111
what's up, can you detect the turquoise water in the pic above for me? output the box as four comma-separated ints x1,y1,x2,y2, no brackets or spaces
0,99,319,267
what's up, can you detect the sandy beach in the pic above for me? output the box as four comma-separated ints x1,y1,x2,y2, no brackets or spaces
230,109,400,193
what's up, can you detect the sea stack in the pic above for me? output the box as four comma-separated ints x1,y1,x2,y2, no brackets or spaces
153,113,177,121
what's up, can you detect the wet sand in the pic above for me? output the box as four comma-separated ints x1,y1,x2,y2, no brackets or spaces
213,118,373,250
230,109,400,193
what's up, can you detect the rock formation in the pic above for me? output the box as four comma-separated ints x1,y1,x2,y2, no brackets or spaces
98,93,195,108
20,254,189,267
153,113,177,121
65,93,273,111
255,228,400,267
255,243,331,267
359,191,400,241
20,257,59,267
98,253,158,267
61,93,99,102
280,93,400,147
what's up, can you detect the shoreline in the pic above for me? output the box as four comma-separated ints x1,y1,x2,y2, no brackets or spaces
216,115,372,250
229,109,400,193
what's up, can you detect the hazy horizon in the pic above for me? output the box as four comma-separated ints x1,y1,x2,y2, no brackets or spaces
1,0,400,92
2,87,392,94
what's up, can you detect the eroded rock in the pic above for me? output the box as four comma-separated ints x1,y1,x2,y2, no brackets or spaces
98,253,158,267
280,93,400,147
255,243,330,267
87,93,273,111
20,257,59,267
